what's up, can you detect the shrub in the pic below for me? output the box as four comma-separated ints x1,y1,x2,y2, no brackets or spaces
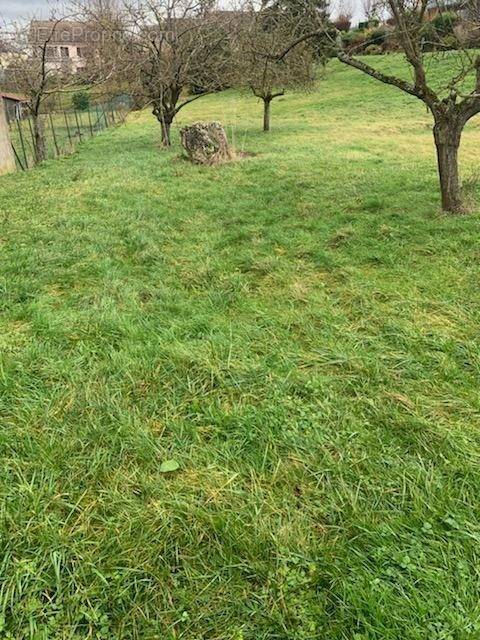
334,14,352,32
342,26,389,53
72,91,90,112
341,30,356,45
364,44,382,55
432,11,459,36
341,29,368,52
440,33,458,49
367,27,388,45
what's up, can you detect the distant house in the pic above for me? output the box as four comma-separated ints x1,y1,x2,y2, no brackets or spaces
28,20,99,74
0,92,27,122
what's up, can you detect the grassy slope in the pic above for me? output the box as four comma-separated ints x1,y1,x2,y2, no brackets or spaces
0,55,480,640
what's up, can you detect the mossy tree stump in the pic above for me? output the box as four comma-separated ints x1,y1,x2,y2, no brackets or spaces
180,122,232,165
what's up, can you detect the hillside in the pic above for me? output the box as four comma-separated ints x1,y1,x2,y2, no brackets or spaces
0,56,479,639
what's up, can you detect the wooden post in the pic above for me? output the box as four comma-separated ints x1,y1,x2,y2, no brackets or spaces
49,112,60,157
74,110,83,141
87,109,94,137
16,118,29,169
0,99,16,175
64,110,73,148
102,106,109,128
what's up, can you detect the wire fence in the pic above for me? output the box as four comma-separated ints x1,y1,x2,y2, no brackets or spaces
9,101,128,171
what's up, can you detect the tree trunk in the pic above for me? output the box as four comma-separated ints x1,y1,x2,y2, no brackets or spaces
263,98,271,132
180,122,231,165
153,105,173,147
433,121,463,213
32,115,46,163
160,119,172,147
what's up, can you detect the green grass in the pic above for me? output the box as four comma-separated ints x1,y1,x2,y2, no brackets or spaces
9,106,121,170
0,54,480,639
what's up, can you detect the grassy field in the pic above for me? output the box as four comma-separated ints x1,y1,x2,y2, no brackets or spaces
9,105,122,170
0,54,480,639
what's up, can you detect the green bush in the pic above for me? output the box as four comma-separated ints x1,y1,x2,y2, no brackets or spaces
431,11,459,35
341,30,355,45
72,91,90,112
440,33,459,49
420,15,460,51
341,28,368,52
342,25,388,53
368,26,388,45
364,44,382,55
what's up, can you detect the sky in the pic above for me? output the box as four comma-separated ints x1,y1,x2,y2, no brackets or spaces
0,0,67,21
0,0,364,23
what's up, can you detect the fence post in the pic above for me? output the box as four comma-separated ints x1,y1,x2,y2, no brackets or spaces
95,105,100,130
74,110,83,141
16,118,29,170
49,112,60,157
64,110,73,148
102,105,108,128
87,109,94,137
0,99,16,175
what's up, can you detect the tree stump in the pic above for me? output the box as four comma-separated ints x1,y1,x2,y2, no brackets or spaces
180,122,232,165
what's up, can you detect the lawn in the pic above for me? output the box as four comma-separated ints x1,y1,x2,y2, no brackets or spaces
0,55,480,639
9,105,122,171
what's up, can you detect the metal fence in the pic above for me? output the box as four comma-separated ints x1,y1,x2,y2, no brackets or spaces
9,102,127,171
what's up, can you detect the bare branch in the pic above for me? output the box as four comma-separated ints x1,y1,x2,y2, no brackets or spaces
337,50,423,99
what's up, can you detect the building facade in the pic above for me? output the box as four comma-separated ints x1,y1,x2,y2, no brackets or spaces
29,21,97,74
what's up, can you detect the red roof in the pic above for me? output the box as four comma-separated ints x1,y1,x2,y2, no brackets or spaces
0,92,27,102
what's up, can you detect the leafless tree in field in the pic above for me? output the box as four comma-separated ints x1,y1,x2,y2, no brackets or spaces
234,4,315,132
279,0,480,213
0,15,75,162
79,0,234,146
1,4,121,163
337,0,480,213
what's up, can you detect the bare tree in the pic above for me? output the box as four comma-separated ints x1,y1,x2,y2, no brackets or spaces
331,0,354,24
361,0,380,21
1,15,75,162
80,0,234,146
1,8,120,162
337,0,480,213
71,0,130,98
234,4,315,132
266,0,330,62
333,13,352,31
278,0,480,213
